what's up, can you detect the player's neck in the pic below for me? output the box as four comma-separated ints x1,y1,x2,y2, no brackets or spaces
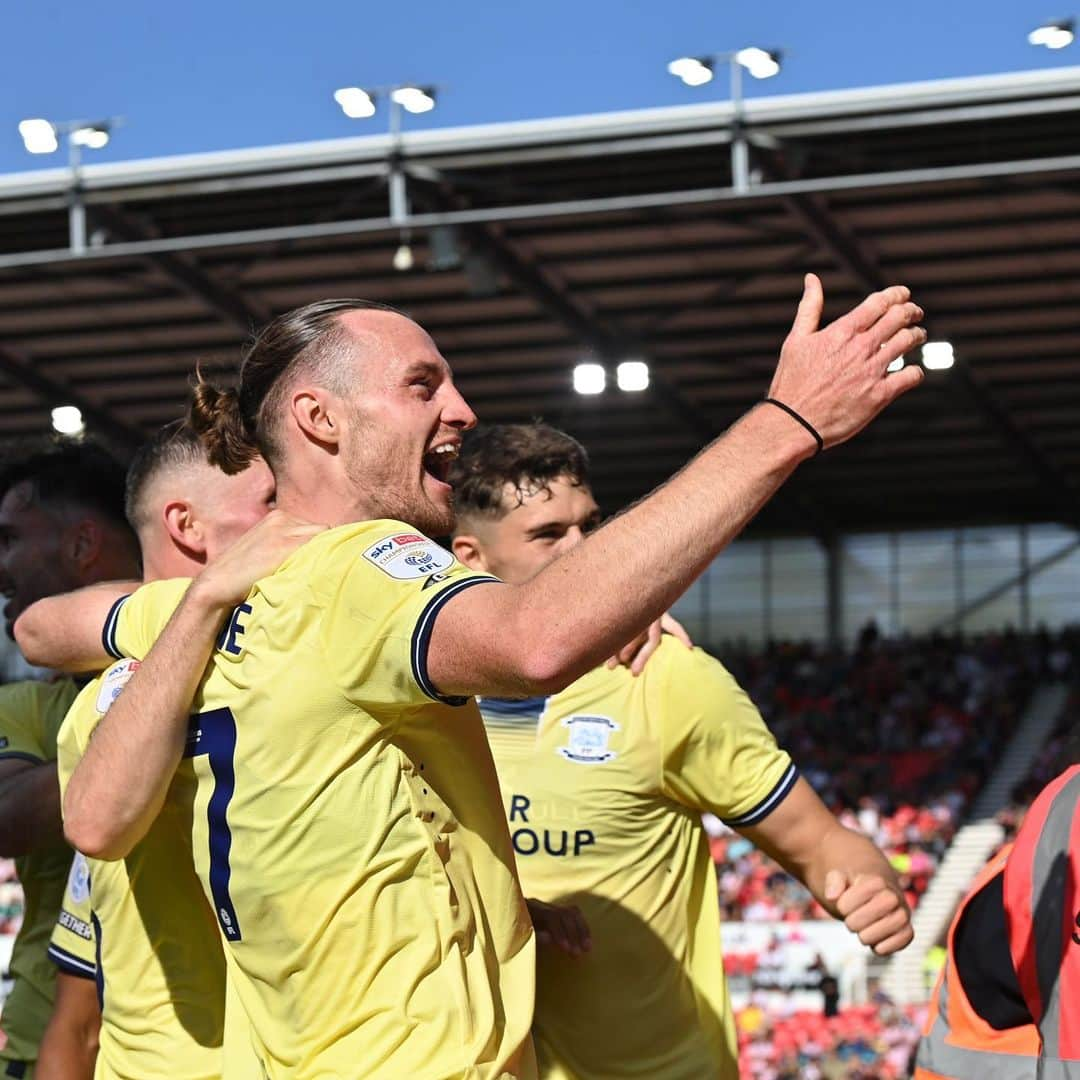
141,543,205,583
274,477,380,530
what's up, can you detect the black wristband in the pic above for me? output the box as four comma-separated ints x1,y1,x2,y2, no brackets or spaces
762,398,824,457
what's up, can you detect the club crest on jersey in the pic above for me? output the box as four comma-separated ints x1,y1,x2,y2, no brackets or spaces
95,658,140,714
557,714,620,764
67,852,91,904
363,533,454,580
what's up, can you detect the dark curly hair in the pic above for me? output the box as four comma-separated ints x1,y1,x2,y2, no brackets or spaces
450,423,590,522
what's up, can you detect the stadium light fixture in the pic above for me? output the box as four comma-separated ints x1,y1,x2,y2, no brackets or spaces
733,47,783,79
667,57,714,87
922,341,955,371
390,86,437,114
18,118,59,155
51,405,85,436
16,115,120,255
333,87,377,119
616,360,650,392
1028,19,1076,49
69,125,111,150
573,363,606,395
332,81,440,270
666,47,783,192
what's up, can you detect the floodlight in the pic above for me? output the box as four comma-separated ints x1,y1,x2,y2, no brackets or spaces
1028,19,1075,48
922,341,955,371
390,86,436,114
573,363,606,395
18,118,58,155
334,86,377,119
886,357,905,374
392,242,415,272
735,47,782,78
667,57,714,87
70,125,110,150
51,405,85,435
616,360,650,392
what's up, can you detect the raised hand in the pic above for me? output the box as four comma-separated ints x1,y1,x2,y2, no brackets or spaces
768,273,926,450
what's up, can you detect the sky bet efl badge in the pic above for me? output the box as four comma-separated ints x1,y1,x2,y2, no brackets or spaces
557,714,619,764
363,533,455,580
95,657,141,714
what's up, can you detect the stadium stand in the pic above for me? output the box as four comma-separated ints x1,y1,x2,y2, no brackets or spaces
710,629,1077,922
3,64,1080,1077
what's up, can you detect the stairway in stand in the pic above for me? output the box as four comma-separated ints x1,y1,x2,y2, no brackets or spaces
881,681,1068,1004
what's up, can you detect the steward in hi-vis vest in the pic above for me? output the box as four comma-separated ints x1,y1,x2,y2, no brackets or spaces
916,765,1080,1079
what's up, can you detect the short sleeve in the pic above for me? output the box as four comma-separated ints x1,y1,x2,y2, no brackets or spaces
320,525,499,709
48,853,97,980
55,662,139,798
103,578,192,660
0,681,51,765
653,645,797,826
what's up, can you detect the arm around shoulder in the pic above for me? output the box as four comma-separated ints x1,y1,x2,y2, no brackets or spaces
14,581,137,672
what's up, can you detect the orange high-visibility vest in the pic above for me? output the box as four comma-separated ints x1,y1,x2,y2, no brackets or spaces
915,765,1080,1079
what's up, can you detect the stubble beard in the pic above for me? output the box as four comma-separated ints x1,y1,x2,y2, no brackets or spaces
342,441,456,539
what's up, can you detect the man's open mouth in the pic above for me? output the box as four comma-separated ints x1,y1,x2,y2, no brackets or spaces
423,443,459,484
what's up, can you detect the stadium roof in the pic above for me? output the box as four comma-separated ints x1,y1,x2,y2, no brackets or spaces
2,65,1080,535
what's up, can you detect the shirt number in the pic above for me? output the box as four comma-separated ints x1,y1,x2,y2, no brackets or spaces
184,707,242,942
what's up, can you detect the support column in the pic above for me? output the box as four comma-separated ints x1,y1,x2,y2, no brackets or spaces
825,534,843,649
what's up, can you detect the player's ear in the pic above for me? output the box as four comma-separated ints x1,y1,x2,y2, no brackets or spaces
451,533,488,572
290,388,339,449
67,517,105,575
162,499,207,560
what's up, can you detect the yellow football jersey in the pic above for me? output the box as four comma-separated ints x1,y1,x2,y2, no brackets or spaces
0,677,79,1072
479,639,796,1080
48,852,97,983
56,659,231,1080
105,521,537,1079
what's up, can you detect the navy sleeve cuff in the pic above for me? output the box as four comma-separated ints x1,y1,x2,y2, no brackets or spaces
0,751,44,766
101,594,131,660
48,944,97,980
722,762,800,828
410,576,499,706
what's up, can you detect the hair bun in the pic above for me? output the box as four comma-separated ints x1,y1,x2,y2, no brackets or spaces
187,378,259,475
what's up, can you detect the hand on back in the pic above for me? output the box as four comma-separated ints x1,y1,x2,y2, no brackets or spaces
194,510,327,610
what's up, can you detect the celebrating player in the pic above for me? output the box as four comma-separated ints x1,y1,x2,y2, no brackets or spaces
31,418,309,1080
450,421,912,1078
0,444,139,1080
20,277,924,1077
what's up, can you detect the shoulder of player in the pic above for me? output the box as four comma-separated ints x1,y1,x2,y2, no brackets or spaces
60,669,120,751
313,518,434,570
640,636,733,684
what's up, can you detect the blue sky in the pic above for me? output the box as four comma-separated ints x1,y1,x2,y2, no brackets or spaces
0,0,1073,175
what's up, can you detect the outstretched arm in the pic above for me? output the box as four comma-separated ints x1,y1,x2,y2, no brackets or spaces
430,276,925,698
14,581,136,672
742,777,913,956
64,512,326,860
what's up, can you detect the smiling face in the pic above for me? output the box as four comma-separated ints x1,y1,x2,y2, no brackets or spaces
457,475,601,585
334,311,477,537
